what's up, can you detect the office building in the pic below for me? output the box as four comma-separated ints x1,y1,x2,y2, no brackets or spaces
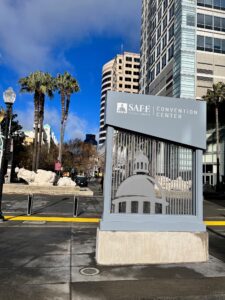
24,124,58,149
140,0,225,185
84,134,97,146
99,52,140,145
140,0,225,99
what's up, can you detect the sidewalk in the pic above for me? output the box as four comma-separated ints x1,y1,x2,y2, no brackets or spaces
0,221,225,299
0,191,225,299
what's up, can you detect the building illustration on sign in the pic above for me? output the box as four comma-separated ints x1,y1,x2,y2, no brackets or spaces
112,150,168,215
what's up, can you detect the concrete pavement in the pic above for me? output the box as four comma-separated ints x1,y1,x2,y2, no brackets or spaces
0,221,225,299
0,182,225,299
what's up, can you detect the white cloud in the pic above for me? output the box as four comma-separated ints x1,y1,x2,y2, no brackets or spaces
64,112,98,141
0,0,141,74
16,104,96,141
15,101,34,131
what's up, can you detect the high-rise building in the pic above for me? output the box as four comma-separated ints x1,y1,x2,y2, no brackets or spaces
99,52,140,145
84,134,97,146
140,0,225,100
140,0,225,186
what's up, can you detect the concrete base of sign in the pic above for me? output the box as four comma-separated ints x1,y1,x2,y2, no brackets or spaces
96,229,208,265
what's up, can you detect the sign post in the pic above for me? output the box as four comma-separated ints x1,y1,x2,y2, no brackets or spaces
96,91,208,265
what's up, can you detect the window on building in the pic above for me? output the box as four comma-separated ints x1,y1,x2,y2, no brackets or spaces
168,44,174,61
205,0,213,7
197,35,204,50
152,34,156,47
126,64,132,68
125,84,131,89
143,202,150,214
214,0,221,9
214,38,222,52
152,17,156,30
133,85,139,90
119,202,126,213
156,62,160,75
126,56,132,62
150,52,155,65
158,7,162,21
197,35,225,53
169,3,175,20
206,165,213,173
133,78,139,82
125,70,132,75
150,68,155,82
155,203,162,214
157,44,161,57
134,71,139,76
119,84,122,88
119,59,122,63
125,77,131,82
197,0,205,6
197,13,204,28
215,17,222,31
103,71,111,77
163,0,168,11
131,201,138,213
206,15,213,29
222,39,225,53
163,16,167,30
134,64,139,69
134,58,140,63
168,23,174,40
157,25,161,40
205,36,213,51
162,33,167,49
222,18,225,31
162,53,167,68
222,0,225,9
198,14,225,31
119,76,123,80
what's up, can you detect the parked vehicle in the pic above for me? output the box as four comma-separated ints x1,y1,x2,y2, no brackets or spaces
75,175,88,187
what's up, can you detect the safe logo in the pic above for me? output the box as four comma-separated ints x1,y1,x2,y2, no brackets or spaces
117,102,128,114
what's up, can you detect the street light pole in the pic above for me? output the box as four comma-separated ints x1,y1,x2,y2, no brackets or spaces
0,87,16,221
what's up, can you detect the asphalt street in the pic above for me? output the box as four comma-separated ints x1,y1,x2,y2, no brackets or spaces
0,180,225,299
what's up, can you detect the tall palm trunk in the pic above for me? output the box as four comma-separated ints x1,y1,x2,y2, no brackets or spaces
215,105,220,191
58,91,65,162
36,95,45,170
61,96,70,150
32,92,39,172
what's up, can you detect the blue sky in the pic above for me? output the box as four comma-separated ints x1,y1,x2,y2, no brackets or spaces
0,0,141,141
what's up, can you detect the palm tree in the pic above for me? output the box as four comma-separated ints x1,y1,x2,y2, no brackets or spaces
19,71,55,171
36,73,55,169
203,82,225,191
56,72,79,163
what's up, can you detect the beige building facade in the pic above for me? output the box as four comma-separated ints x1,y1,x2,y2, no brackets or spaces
99,52,140,145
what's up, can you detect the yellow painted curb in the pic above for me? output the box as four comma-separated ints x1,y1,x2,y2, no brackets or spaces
204,221,225,226
2,216,225,226
4,215,100,223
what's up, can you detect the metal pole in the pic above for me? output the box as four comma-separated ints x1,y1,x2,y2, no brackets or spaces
27,194,33,216
73,196,78,217
0,103,12,221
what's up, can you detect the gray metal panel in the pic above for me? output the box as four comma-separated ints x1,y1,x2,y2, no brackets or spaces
100,215,206,232
105,91,206,150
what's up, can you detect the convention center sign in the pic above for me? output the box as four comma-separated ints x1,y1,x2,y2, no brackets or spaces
100,91,206,232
